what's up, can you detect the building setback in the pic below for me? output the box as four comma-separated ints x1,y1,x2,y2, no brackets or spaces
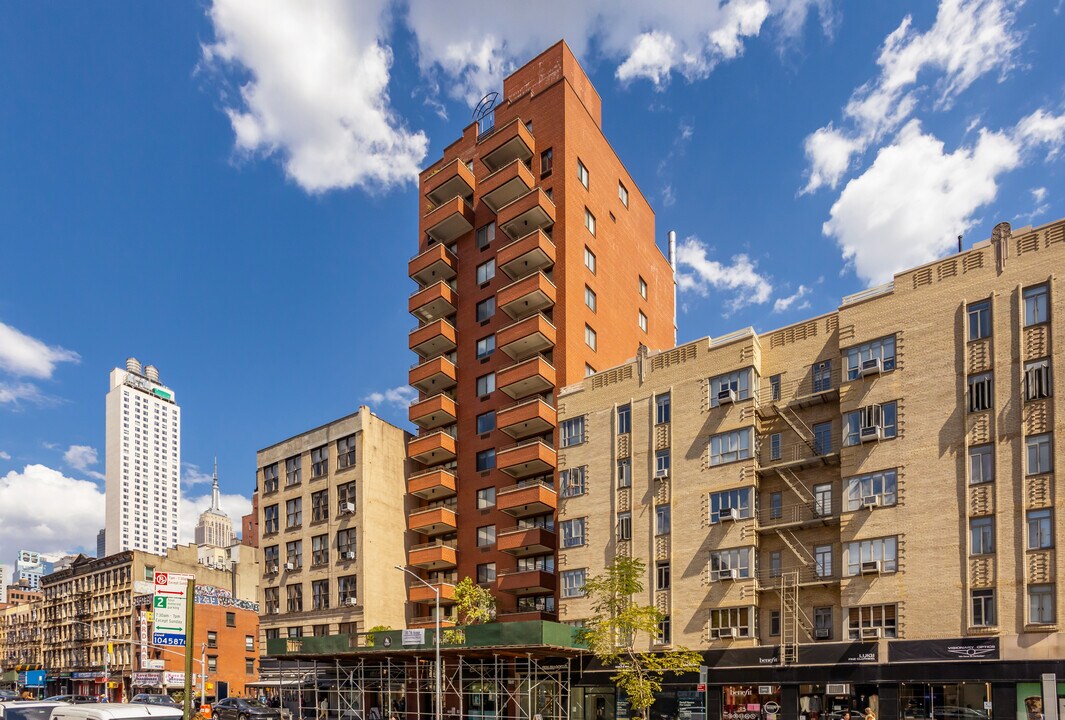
405,40,675,624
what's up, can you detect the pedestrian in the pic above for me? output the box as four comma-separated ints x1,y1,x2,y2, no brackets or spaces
864,710,876,720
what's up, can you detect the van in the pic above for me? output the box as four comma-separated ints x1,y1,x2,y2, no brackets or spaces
49,704,182,720
0,701,71,720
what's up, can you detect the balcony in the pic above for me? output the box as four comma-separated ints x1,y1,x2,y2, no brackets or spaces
424,196,475,244
756,566,840,590
498,272,556,321
756,503,839,532
497,569,556,596
408,504,458,536
498,355,556,399
497,313,556,361
408,580,457,605
409,394,458,430
757,440,839,475
409,356,457,395
497,439,557,479
497,526,557,557
409,540,458,570
497,229,556,281
409,244,457,287
497,397,557,440
407,468,457,500
424,158,476,208
757,365,842,417
481,160,535,213
409,281,457,322
497,481,557,517
479,118,534,172
408,431,457,465
409,318,457,359
498,189,555,240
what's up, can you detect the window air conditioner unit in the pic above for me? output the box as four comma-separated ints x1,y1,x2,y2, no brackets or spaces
270,609,280,615
859,404,883,442
716,568,740,582
859,358,882,377
717,627,736,639
267,564,278,574
860,627,882,639
721,507,741,521
859,425,882,442
861,496,880,508
814,628,831,639
285,562,295,571
340,502,356,515
826,684,850,696
345,598,358,607
860,560,881,575
717,388,737,405
654,468,669,479
343,551,356,560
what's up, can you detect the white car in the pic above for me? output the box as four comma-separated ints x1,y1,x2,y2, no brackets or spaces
49,704,182,720
0,702,71,720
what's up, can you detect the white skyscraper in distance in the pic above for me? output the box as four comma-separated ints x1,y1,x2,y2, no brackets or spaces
104,357,181,556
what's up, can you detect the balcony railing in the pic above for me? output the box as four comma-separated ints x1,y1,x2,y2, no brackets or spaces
757,440,838,473
756,565,840,589
757,503,837,530
757,365,842,409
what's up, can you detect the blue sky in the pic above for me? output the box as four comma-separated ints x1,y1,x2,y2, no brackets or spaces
0,0,1062,562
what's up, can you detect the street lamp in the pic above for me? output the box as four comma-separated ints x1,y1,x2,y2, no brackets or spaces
394,566,441,720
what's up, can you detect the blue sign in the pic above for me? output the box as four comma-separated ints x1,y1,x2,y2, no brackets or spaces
24,670,45,687
152,632,186,647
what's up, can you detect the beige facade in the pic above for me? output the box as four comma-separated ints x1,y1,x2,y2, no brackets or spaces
1,599,43,669
256,406,410,648
557,217,1065,662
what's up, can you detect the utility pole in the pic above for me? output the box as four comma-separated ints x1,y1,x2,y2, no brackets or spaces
183,578,195,720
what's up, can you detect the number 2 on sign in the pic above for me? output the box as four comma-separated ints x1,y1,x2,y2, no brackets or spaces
154,596,167,608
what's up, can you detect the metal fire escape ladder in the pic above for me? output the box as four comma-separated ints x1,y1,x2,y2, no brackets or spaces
775,528,815,565
778,571,813,666
774,404,817,451
774,467,813,504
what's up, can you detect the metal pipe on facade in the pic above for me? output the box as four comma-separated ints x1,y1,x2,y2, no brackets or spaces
668,230,678,346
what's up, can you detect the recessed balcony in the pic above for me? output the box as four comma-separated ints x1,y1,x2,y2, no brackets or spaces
496,526,557,557
498,272,556,321
498,189,555,240
497,313,556,361
409,319,457,359
481,159,535,213
497,569,556,596
408,580,457,605
407,468,457,501
496,439,557,479
424,197,475,244
408,394,458,430
497,355,556,400
497,230,556,280
479,118,534,172
408,431,457,465
408,505,458,536
409,356,457,395
423,158,476,208
497,397,557,440
408,281,457,322
409,244,457,287
497,481,557,517
408,540,458,571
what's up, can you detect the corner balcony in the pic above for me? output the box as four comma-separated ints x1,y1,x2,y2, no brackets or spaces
409,281,457,322
481,159,535,213
497,569,556,596
423,158,476,208
497,439,557,479
424,196,475,244
409,393,458,431
408,540,458,571
497,355,556,399
407,468,457,501
497,313,556,361
408,431,457,465
409,244,457,287
409,319,457,359
498,189,555,240
498,271,556,321
496,526,557,557
408,504,458,536
497,230,556,280
497,480,557,517
479,118,534,172
408,580,457,605
409,356,457,395
497,397,557,440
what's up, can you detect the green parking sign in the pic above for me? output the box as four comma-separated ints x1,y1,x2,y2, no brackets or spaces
154,596,167,608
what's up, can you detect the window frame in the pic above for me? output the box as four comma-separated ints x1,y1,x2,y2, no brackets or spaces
970,517,995,555
1026,433,1052,475
844,536,898,575
476,334,495,360
655,392,671,424
618,181,629,207
561,568,587,598
709,488,752,523
967,299,991,341
969,444,994,484
844,469,898,511
577,159,589,188
1027,508,1053,550
560,416,586,448
1025,359,1052,401
968,372,994,412
476,258,496,285
845,335,897,380
1024,284,1049,326
475,297,495,322
709,428,753,465
560,467,586,498
562,518,586,547
971,588,996,627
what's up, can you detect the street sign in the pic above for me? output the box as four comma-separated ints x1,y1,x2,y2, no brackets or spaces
153,572,194,646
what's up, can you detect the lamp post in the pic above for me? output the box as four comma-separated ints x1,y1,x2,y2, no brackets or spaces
394,566,441,720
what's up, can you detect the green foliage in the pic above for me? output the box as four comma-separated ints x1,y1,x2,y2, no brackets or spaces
578,557,702,718
366,625,392,647
441,628,466,645
452,577,496,625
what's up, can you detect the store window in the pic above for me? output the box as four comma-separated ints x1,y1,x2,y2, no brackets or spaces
723,686,780,720
900,683,990,720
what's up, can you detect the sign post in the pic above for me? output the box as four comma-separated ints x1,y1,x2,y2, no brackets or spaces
152,573,195,720
184,579,195,720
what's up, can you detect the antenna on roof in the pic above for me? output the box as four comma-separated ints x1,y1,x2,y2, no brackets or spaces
958,234,963,253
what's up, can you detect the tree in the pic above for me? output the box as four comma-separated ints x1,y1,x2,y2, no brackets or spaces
452,576,496,625
578,557,702,718
366,625,391,647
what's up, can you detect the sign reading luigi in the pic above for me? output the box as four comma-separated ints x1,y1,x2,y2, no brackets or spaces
152,572,194,646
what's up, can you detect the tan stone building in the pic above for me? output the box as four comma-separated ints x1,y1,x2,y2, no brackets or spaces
557,218,1065,720
256,407,409,646
1,598,43,672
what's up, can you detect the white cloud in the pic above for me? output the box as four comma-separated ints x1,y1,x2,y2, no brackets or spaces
800,125,863,194
0,451,10,460
0,465,105,561
63,445,105,480
180,491,252,544
0,321,79,379
181,462,215,489
1032,187,1048,204
1015,108,1065,158
617,31,679,87
365,385,418,409
202,0,428,193
773,285,812,313
0,382,49,407
661,184,677,208
676,236,773,313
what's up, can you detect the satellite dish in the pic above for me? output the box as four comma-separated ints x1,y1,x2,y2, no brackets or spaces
473,92,499,123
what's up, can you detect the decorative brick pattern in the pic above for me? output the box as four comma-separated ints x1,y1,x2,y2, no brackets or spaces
650,344,696,372
616,432,630,459
969,484,994,516
968,339,992,374
1026,475,1053,508
1024,400,1050,435
1024,325,1049,360
654,422,670,450
1028,551,1053,583
970,557,994,587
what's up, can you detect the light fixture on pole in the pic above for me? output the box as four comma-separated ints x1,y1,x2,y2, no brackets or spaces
395,565,441,720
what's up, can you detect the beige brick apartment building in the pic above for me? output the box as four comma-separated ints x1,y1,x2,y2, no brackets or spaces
557,218,1065,720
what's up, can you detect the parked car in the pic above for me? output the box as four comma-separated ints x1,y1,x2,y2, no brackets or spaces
934,707,987,720
48,703,182,720
0,692,18,702
128,698,179,710
0,701,70,720
212,698,283,720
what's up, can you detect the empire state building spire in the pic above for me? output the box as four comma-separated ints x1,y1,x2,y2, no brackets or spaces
195,456,235,548
210,455,222,512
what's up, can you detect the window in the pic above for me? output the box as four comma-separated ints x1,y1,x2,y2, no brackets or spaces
337,481,356,513
617,404,631,434
540,148,553,178
262,463,279,493
264,504,279,534
245,635,254,652
768,551,781,578
585,285,597,311
1025,359,1052,401
338,575,357,604
709,488,752,523
813,422,833,455
970,518,995,555
562,518,586,547
476,449,496,471
286,584,303,613
617,459,632,488
476,259,496,285
655,392,671,424
476,335,495,359
577,159,589,188
585,324,597,350
477,525,496,547
618,181,629,207
845,336,897,380
476,298,495,322
584,208,596,236
286,627,303,639
476,563,496,584
845,537,897,575
476,487,496,509
312,579,329,610
769,491,783,519
561,416,585,447
845,469,898,510
476,372,496,396
311,490,329,523
562,569,587,598
560,467,586,497
584,246,596,273
814,607,832,639
655,449,670,476
710,369,753,406
285,456,302,486
1029,584,1055,624
1027,433,1052,475
968,300,991,340
639,276,647,298
848,604,896,639
207,656,218,672
638,311,647,332
969,445,994,484
657,615,671,644
311,445,328,477
813,360,833,393
476,411,495,433
843,401,898,445
656,504,671,535
337,435,356,469
1028,509,1053,549
617,512,632,541
477,221,496,250
336,528,356,557
264,588,279,614
769,374,781,401
972,589,996,626
1024,284,1049,326
312,534,329,566
656,561,671,590
968,373,993,412
585,364,596,377
312,625,328,637
710,428,753,465
207,631,218,648
286,540,303,569
814,545,833,578
769,611,781,637
710,607,753,638
286,498,302,528
264,545,280,569
710,548,752,579
769,433,782,461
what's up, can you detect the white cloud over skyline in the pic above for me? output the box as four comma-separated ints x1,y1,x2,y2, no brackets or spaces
676,236,773,314
63,444,105,481
365,385,418,409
